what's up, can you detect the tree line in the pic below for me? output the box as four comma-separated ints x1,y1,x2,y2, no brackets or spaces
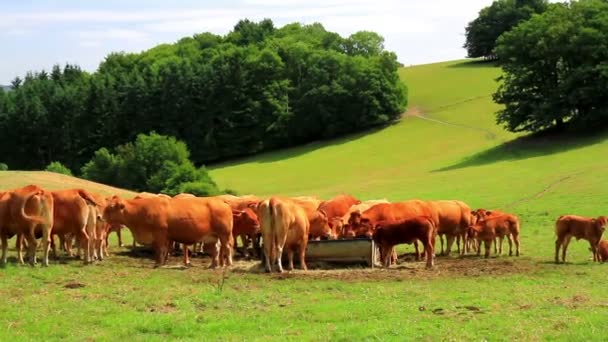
0,19,407,177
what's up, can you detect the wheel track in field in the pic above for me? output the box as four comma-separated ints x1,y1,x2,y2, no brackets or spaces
403,106,497,140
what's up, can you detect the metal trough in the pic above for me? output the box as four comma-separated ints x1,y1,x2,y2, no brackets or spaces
305,238,377,267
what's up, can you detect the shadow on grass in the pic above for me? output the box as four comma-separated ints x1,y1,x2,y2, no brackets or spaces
434,126,608,172
209,124,391,167
447,59,499,69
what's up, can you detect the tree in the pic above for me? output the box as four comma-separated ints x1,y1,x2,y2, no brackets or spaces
494,0,608,132
464,0,548,59
45,161,73,176
82,132,220,194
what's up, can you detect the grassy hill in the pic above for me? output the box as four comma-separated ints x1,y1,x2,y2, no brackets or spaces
2,60,608,340
0,171,135,197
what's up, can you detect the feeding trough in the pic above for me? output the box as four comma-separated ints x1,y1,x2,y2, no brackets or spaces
305,238,377,267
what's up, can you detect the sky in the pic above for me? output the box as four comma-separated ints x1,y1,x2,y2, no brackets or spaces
0,0,500,84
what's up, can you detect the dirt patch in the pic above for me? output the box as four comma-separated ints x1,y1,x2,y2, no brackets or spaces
224,254,541,282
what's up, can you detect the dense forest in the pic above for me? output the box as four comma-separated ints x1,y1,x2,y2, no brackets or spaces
0,19,407,173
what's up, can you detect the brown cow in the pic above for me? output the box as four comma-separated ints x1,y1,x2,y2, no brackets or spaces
257,197,309,272
103,195,233,267
0,185,54,266
596,240,608,263
373,216,436,268
49,189,99,264
338,199,390,239
555,215,607,263
349,200,432,260
467,214,521,258
232,208,260,257
317,194,360,238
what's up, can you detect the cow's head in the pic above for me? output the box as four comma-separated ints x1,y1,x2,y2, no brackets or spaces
355,218,374,239
328,217,344,239
311,209,334,240
593,216,608,242
103,195,126,224
232,208,260,232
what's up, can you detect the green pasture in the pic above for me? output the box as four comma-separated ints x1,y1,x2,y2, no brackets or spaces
1,59,607,340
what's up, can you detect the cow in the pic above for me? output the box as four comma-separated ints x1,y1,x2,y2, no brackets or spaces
596,240,608,263
232,208,260,257
427,200,472,256
289,196,333,240
174,193,196,199
348,200,432,260
555,215,607,263
103,195,233,268
467,213,521,258
373,216,436,268
0,185,54,266
49,189,100,264
338,199,390,239
257,197,309,273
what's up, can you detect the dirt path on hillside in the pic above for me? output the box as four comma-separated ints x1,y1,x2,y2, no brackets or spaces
403,107,497,139
502,172,583,209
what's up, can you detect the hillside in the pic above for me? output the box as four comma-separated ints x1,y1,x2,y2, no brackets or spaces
210,58,608,258
0,171,135,197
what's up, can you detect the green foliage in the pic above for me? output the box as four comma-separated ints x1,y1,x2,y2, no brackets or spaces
494,0,608,132
0,19,407,171
0,163,8,171
464,0,548,59
45,161,73,176
82,132,219,194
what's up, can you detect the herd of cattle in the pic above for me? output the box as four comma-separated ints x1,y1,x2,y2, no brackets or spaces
0,184,607,272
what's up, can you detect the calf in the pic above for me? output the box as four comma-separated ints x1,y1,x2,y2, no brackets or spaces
555,215,607,263
467,214,520,258
372,216,435,268
596,240,608,263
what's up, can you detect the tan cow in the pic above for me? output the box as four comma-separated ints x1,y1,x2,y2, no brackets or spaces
103,195,233,267
427,200,472,256
0,185,54,266
257,197,309,272
50,189,99,263
555,215,607,263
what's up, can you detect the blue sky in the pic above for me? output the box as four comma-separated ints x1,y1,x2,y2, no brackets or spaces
0,0,500,84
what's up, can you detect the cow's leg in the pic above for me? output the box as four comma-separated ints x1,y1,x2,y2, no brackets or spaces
25,229,38,266
286,248,294,271
183,243,191,266
299,244,307,271
0,234,7,264
446,235,456,256
413,241,420,261
16,234,24,264
484,239,491,258
275,245,284,273
425,241,434,268
589,241,598,262
116,228,123,247
561,236,572,263
50,234,58,259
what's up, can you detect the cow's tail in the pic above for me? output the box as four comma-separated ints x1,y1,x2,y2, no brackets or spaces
77,189,98,206
19,190,47,224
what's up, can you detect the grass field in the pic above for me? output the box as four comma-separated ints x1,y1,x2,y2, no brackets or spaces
2,59,608,340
